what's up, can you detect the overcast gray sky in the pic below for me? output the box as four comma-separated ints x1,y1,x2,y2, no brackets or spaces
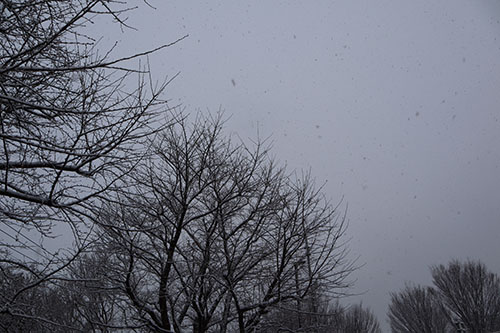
108,1,500,329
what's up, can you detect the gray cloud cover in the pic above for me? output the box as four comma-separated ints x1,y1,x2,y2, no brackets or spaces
107,1,500,329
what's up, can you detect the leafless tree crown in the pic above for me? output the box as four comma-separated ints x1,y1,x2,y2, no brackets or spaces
388,260,500,333
388,284,450,333
431,260,500,332
1,1,180,329
95,115,356,332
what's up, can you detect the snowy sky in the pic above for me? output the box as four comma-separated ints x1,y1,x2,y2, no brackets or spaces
100,1,500,329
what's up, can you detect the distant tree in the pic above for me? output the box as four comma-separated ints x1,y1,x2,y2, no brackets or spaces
388,284,450,333
342,303,381,333
388,260,500,333
257,284,380,333
0,259,126,332
0,0,181,328
258,300,380,333
431,260,500,332
94,114,356,333
0,265,76,332
60,253,129,331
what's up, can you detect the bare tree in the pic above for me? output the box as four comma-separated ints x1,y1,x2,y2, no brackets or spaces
59,253,130,331
0,0,180,327
92,114,250,331
258,299,380,333
341,303,381,333
387,260,500,333
95,114,356,332
223,172,355,333
431,260,500,333
0,0,179,226
0,272,60,331
0,254,126,332
388,284,450,333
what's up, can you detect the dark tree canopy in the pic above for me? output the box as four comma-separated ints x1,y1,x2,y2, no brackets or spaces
342,303,381,333
94,114,356,332
388,284,450,333
1,0,179,328
1,0,177,229
431,260,500,333
388,260,500,333
258,297,381,333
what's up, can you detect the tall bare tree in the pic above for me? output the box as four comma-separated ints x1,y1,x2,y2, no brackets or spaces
431,260,500,333
0,0,181,327
224,173,354,333
95,114,355,332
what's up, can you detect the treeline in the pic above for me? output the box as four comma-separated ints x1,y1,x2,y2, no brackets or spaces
0,110,359,331
0,259,380,332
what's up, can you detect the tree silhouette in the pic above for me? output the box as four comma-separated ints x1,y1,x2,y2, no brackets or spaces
95,114,356,332
432,260,500,332
1,0,180,327
388,260,500,333
388,284,450,333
